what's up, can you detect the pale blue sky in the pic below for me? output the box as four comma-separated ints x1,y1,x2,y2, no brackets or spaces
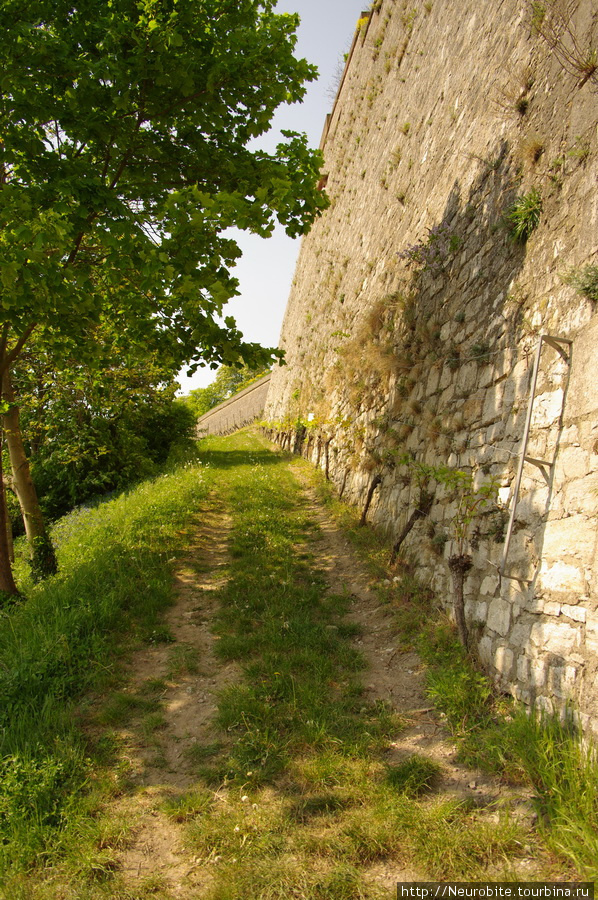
179,0,368,392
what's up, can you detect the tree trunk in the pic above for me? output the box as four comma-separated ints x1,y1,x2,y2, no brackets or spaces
2,370,57,579
389,489,433,564
339,468,348,500
359,474,382,526
324,439,331,481
448,554,473,648
0,432,20,597
293,424,306,455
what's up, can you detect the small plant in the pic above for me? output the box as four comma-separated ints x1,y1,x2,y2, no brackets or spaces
167,643,201,677
447,345,460,371
530,1,546,32
516,95,530,115
563,265,598,302
522,135,545,164
471,341,491,364
567,136,590,163
531,0,597,86
401,122,411,135
398,223,462,274
504,188,543,242
424,465,499,647
430,531,448,557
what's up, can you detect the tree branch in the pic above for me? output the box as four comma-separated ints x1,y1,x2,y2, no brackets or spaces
3,323,38,373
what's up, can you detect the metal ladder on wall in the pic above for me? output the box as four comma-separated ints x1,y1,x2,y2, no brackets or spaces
499,334,572,581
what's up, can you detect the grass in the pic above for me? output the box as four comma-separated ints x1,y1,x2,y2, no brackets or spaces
0,460,211,880
5,428,596,895
151,431,531,896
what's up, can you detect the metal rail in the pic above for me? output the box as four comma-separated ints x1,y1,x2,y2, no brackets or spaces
499,334,572,580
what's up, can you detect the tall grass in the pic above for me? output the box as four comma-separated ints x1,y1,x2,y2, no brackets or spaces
0,462,210,874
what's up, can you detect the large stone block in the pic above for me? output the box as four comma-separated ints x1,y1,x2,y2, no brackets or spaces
585,613,598,654
480,574,499,596
566,317,598,419
509,621,532,647
529,619,580,656
482,382,505,425
542,515,596,565
538,560,586,594
487,597,511,635
517,654,530,682
548,664,579,700
554,446,590,483
563,474,598,515
530,658,547,688
561,604,587,623
494,645,514,677
478,635,493,666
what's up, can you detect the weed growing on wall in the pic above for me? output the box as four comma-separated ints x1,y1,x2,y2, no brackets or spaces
398,223,462,274
531,0,598,86
563,264,598,302
504,188,543,242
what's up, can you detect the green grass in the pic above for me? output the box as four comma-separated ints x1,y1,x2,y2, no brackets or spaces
385,754,443,796
6,428,590,895
0,461,211,878
155,431,531,896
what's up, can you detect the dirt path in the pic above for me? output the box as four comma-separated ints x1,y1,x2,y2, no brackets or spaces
98,457,537,898
109,496,237,896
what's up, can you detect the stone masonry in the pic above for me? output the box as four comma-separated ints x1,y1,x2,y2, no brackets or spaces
197,374,271,436
264,0,598,730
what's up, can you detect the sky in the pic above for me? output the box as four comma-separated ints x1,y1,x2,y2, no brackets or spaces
178,0,368,393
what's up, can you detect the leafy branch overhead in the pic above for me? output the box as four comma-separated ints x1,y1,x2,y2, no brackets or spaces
0,0,329,373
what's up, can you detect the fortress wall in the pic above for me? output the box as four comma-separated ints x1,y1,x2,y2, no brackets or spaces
265,0,598,728
197,374,271,436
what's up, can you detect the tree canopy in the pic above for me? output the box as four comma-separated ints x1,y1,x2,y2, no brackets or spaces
0,0,328,374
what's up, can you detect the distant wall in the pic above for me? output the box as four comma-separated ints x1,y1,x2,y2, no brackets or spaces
265,0,598,730
197,374,271,436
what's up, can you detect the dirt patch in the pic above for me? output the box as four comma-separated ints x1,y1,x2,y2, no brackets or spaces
110,496,237,896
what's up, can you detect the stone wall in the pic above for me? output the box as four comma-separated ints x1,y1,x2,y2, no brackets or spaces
197,374,271,436
265,0,598,729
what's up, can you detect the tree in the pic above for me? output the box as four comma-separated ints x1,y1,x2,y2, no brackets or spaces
0,0,328,594
12,333,196,522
